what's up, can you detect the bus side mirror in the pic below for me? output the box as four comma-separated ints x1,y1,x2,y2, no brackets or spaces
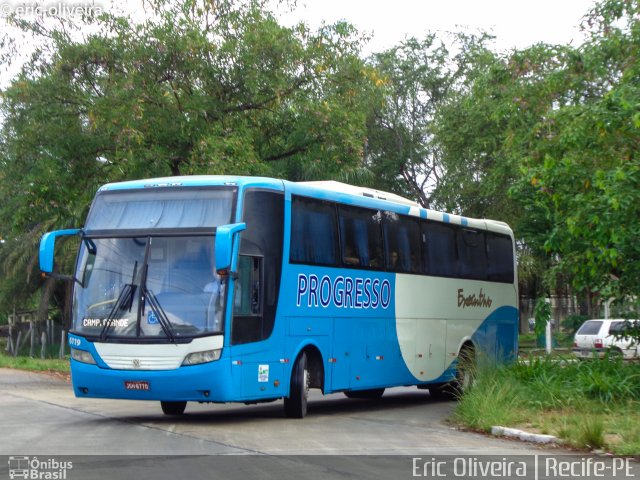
39,229,82,274
215,223,246,275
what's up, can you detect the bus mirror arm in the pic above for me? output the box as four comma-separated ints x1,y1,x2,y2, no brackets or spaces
41,272,75,282
215,222,246,274
39,228,82,274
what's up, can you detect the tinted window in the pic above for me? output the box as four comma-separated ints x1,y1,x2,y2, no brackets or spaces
383,212,421,273
487,233,515,283
290,196,338,266
577,321,603,335
338,206,383,268
233,190,284,345
423,222,458,277
609,321,636,334
457,229,487,280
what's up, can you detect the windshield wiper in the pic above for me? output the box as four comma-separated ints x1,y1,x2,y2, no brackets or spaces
143,287,177,344
100,261,138,341
99,283,135,341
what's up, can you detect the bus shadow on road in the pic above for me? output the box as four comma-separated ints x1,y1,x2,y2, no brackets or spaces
114,388,456,425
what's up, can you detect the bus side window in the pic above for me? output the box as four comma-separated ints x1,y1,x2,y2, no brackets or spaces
422,221,458,277
383,212,421,273
457,228,487,280
486,233,514,283
234,256,262,316
337,206,383,269
234,189,284,345
291,196,338,266
232,256,263,344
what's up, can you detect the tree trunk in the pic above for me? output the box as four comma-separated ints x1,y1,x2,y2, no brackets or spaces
36,272,57,334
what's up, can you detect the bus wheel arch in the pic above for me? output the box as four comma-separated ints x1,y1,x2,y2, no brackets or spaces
283,344,325,418
303,345,325,393
430,341,476,401
455,341,476,393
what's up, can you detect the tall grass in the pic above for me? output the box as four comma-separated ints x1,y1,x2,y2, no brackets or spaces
578,417,605,450
507,356,640,405
455,357,640,453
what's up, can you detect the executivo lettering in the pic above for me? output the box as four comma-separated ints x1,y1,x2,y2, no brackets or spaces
457,288,492,309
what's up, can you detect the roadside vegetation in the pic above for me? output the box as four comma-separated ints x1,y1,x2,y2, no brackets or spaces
455,355,640,455
0,338,69,375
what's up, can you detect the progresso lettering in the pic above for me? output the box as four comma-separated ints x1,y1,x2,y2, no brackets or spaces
296,274,391,309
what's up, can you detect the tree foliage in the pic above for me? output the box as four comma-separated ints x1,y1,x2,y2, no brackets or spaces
1,0,639,320
0,0,381,316
514,0,640,300
365,33,491,208
429,0,640,305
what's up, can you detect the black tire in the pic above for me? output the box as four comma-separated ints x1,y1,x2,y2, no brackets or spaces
161,401,187,415
606,348,624,361
344,388,385,399
455,346,476,393
430,346,475,400
428,384,456,401
284,352,309,418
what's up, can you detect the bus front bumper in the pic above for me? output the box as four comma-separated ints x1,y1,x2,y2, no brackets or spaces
70,358,235,402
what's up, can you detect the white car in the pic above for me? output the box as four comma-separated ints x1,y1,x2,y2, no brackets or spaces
573,319,639,360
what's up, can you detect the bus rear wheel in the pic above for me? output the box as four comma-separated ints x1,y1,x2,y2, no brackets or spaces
344,388,385,399
161,401,187,415
430,346,475,400
284,352,309,418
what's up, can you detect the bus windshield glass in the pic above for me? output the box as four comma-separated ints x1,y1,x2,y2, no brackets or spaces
73,236,224,339
85,187,235,231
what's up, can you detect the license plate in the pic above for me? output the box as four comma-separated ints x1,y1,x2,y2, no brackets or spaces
124,380,150,391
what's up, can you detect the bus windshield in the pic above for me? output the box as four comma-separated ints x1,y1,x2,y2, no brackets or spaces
72,236,224,340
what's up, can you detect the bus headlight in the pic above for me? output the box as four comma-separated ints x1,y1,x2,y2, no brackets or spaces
182,349,221,366
71,348,96,365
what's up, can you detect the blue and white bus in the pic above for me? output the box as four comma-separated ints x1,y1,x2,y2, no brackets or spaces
40,176,518,417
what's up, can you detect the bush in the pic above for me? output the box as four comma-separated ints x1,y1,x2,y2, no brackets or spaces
562,314,588,335
455,356,640,453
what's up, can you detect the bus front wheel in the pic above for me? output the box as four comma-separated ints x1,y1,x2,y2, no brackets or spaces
161,401,187,415
284,352,309,418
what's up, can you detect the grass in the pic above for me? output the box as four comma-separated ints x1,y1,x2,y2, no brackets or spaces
0,353,70,373
0,337,70,374
455,355,640,454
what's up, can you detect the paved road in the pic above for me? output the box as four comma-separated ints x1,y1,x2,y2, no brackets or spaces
0,368,587,479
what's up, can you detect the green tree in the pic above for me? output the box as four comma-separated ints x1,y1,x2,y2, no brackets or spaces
0,0,381,318
432,42,582,226
515,0,640,303
365,33,491,208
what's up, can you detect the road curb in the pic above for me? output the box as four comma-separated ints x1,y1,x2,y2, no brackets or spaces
491,426,561,444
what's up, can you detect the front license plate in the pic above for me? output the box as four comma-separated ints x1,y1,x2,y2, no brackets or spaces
124,380,150,391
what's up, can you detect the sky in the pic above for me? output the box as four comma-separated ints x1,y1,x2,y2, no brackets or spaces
275,0,597,54
0,0,598,89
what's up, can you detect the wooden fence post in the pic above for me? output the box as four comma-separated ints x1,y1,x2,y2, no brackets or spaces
40,331,47,359
59,330,66,359
29,321,35,358
14,331,22,357
7,325,14,356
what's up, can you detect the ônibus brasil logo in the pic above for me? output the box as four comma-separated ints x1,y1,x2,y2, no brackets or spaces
8,456,73,479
